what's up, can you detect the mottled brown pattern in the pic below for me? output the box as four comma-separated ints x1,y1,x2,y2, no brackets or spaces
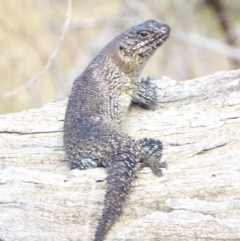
64,20,170,241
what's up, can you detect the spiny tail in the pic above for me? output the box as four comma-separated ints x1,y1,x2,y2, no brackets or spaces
93,153,138,241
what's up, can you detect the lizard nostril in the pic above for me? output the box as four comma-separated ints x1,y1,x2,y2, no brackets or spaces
161,27,167,33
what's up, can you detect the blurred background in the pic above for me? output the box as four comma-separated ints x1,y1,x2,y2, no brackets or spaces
0,0,240,114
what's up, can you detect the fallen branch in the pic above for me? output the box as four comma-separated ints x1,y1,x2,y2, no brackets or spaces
0,69,240,241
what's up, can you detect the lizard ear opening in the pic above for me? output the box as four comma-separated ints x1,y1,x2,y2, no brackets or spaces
119,46,123,51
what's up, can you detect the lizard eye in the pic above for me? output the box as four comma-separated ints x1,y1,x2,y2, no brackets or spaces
138,31,150,39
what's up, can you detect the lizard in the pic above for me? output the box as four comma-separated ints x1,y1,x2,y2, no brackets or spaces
63,19,170,241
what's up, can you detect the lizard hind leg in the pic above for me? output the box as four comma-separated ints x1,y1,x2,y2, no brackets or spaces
137,138,166,176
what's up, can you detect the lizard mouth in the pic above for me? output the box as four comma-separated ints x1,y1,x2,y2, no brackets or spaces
135,33,169,58
133,33,169,50
155,33,169,47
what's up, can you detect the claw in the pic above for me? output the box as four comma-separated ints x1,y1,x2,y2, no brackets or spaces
159,161,167,169
141,76,151,84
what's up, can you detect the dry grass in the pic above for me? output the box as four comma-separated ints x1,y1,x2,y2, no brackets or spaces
0,0,239,114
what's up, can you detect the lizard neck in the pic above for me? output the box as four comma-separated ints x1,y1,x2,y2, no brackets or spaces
89,36,147,82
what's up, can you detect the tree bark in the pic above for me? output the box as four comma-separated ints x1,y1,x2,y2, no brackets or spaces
0,69,240,241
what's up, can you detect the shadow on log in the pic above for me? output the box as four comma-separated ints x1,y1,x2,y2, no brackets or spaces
0,69,240,241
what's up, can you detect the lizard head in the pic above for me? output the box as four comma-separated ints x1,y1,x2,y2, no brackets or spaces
117,20,170,64
91,20,170,79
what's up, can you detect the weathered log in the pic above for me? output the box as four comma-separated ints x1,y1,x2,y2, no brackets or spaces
0,69,240,241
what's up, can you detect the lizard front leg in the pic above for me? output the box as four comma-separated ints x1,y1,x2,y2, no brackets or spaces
131,77,158,109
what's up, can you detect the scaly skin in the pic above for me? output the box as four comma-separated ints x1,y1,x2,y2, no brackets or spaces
63,19,170,241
